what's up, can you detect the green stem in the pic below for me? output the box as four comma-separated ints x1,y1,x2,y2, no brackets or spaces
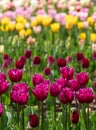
0,116,2,130
38,101,40,120
82,104,87,130
41,101,44,130
62,104,67,130
87,104,89,130
0,96,2,130
66,105,67,130
52,32,55,56
0,96,2,103
54,97,56,130
68,104,71,130
22,105,25,130
17,104,19,124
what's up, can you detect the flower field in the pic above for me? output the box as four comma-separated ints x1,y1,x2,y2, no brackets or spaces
0,0,96,130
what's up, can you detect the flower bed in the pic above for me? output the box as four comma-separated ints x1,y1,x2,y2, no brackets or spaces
0,0,96,130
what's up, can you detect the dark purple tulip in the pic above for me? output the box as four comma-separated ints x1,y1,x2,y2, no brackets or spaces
29,114,39,128
44,67,51,76
15,60,24,69
71,110,79,124
33,56,41,65
47,56,54,65
19,56,26,65
24,50,32,59
82,57,89,68
76,52,84,62
57,58,66,68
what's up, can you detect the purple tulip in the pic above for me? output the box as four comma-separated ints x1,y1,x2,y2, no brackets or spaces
0,73,10,95
10,82,30,105
50,82,61,97
8,68,23,82
60,88,74,104
69,79,80,91
76,71,89,87
76,88,94,103
32,82,49,101
32,73,44,87
60,66,74,80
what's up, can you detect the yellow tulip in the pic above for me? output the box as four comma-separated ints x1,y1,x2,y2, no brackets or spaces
25,28,32,36
0,26,5,32
16,22,24,31
19,29,26,37
31,20,38,27
5,25,10,32
90,33,96,42
42,16,52,26
0,25,10,32
65,15,78,30
1,17,10,25
9,23,15,31
36,15,43,24
77,22,84,29
87,17,94,26
65,23,73,30
79,33,86,40
50,23,60,32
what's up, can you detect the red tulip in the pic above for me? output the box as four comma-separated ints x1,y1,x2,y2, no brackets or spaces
71,110,79,124
29,114,39,128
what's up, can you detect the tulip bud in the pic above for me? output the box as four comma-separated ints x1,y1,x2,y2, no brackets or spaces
29,114,39,128
71,110,79,124
44,67,51,76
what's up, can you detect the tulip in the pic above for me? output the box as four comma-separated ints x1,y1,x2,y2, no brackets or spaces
76,71,89,87
60,66,74,80
69,79,80,91
56,77,68,89
32,82,49,101
10,82,29,105
3,53,9,60
50,82,61,97
57,58,66,68
44,67,51,76
47,56,54,65
71,110,79,124
24,50,32,59
81,57,89,68
8,68,23,82
33,56,41,65
60,88,74,104
29,114,39,128
92,52,96,60
76,52,84,62
19,56,26,65
76,88,94,103
15,60,24,69
32,73,44,87
0,73,10,95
